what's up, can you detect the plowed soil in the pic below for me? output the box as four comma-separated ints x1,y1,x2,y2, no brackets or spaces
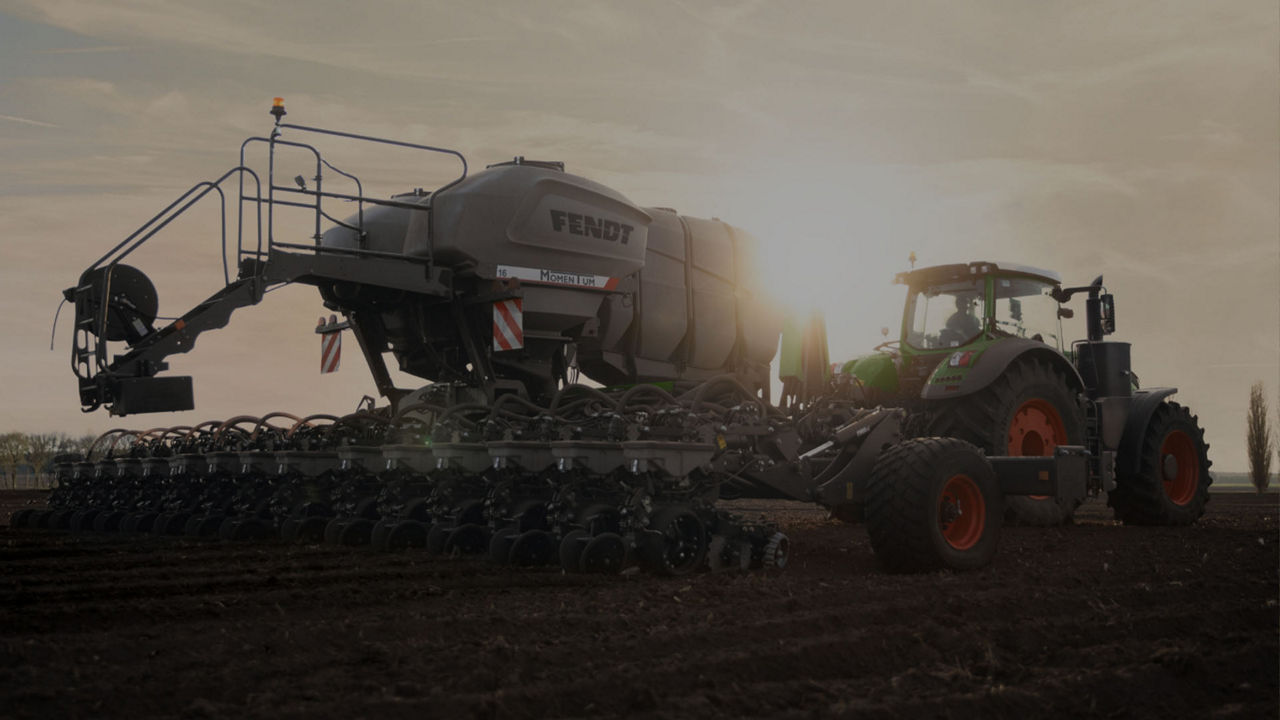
2,490,1276,719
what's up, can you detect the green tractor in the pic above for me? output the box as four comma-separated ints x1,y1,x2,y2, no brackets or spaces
837,260,1212,526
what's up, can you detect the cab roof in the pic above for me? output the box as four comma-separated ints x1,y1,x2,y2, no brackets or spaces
894,261,1061,288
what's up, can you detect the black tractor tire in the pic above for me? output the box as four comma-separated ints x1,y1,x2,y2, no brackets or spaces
1109,402,1212,525
640,506,708,576
865,437,1003,573
925,356,1084,526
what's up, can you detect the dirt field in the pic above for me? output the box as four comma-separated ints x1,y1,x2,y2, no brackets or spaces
2,490,1276,719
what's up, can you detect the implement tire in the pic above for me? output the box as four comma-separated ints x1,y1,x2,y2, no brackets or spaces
641,506,707,576
9,508,34,529
866,437,1003,573
925,356,1084,526
1109,401,1211,525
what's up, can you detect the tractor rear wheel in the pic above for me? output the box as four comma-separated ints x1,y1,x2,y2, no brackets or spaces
925,356,1084,526
1109,401,1211,525
865,437,1003,573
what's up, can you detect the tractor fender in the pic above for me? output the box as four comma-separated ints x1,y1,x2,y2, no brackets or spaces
1115,387,1178,477
920,338,1085,401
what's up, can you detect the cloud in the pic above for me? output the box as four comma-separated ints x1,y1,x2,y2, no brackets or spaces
0,113,59,128
35,45,129,54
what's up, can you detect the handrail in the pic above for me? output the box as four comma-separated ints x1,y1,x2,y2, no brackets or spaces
67,109,471,414
277,122,468,196
73,167,265,382
88,167,262,273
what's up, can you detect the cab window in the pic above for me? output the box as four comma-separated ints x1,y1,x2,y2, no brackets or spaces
992,277,1062,350
905,281,985,350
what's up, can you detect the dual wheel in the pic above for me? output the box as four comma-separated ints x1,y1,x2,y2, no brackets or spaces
866,437,1002,573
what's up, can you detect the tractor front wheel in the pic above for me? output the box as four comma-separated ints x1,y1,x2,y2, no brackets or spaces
866,437,1003,573
1110,401,1211,525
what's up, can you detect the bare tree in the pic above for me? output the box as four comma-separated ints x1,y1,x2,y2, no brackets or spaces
26,433,64,487
65,433,99,458
1247,382,1274,493
0,432,26,489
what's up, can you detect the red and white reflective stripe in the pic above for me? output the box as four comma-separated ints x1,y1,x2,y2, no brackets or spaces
320,330,341,374
493,298,524,351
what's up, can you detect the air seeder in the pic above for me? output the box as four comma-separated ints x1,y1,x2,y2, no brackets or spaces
20,102,1212,574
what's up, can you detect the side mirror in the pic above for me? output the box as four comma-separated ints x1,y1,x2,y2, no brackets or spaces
1099,293,1115,335
1057,307,1074,319
1009,298,1022,322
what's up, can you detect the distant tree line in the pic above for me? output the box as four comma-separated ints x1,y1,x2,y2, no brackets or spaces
0,432,97,489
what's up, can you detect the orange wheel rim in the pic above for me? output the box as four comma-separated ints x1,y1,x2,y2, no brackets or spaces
1161,430,1198,505
1008,399,1067,500
1007,399,1067,457
939,474,985,550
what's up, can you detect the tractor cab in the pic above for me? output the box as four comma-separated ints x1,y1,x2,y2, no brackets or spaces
842,261,1069,402
900,261,1065,353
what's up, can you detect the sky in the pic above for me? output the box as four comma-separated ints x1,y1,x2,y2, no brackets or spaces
0,1,1276,470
